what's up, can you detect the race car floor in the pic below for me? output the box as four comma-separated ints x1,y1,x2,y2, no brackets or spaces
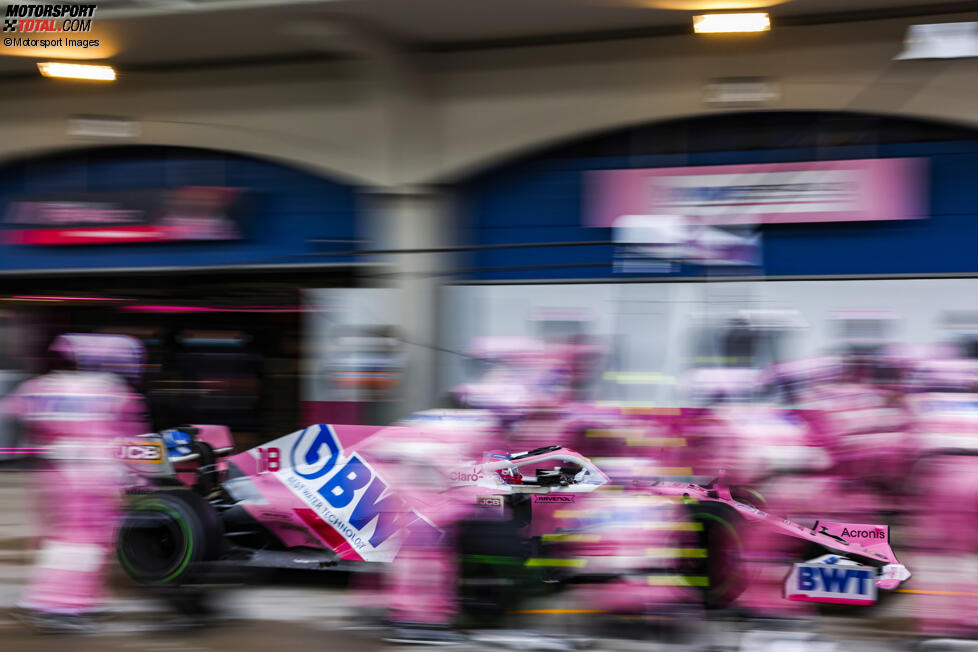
0,472,974,652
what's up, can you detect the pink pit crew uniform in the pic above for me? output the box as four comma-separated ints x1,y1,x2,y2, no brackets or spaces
0,334,148,615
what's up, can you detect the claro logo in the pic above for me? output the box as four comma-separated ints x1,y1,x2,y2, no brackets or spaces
450,469,484,482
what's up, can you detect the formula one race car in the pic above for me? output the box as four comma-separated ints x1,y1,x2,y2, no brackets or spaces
115,421,911,614
117,423,604,577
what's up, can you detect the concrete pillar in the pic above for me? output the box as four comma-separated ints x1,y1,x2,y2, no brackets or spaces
312,22,451,419
360,187,456,420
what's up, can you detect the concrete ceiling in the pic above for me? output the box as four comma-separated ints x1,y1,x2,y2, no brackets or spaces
0,0,975,73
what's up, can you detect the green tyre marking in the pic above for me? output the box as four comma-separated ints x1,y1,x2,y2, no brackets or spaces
119,499,195,585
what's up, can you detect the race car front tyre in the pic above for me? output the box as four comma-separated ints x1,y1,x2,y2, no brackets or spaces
117,490,223,586
456,518,533,622
685,502,747,608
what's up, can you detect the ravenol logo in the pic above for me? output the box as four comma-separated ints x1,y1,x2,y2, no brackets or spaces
534,495,575,503
4,4,96,33
284,425,439,560
785,562,876,605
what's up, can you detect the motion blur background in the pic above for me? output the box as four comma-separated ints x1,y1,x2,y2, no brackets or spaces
3,1,978,647
3,0,978,444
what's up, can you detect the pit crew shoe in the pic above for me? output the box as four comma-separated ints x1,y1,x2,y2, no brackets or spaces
468,629,592,651
382,622,467,645
10,607,96,635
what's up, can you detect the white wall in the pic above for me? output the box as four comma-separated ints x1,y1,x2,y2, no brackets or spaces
441,278,978,406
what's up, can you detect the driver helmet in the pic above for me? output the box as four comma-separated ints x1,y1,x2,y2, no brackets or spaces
161,428,194,457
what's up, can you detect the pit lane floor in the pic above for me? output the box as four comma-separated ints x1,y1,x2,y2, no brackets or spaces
0,471,970,652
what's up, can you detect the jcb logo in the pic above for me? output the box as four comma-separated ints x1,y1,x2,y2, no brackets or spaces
117,442,163,463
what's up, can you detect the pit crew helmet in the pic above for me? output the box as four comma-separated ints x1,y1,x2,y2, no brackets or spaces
49,333,146,384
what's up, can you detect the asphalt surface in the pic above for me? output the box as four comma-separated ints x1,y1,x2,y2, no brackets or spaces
0,471,974,652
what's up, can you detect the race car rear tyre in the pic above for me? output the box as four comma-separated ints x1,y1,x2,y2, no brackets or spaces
117,490,223,586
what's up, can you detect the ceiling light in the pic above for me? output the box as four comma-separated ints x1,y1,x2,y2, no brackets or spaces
648,1,788,7
37,62,116,81
693,12,771,34
895,22,978,60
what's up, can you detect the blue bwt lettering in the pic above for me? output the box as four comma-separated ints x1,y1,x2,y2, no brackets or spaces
798,566,873,594
851,569,870,594
349,476,407,547
320,455,372,508
291,428,443,550
292,425,342,480
798,566,817,591
818,567,851,593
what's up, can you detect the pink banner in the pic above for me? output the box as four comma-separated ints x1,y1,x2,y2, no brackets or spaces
586,158,928,227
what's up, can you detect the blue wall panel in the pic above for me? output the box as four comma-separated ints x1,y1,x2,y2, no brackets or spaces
0,146,358,272
460,117,978,281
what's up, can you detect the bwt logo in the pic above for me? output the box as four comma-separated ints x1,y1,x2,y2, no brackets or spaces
290,425,437,549
291,424,343,480
798,566,873,594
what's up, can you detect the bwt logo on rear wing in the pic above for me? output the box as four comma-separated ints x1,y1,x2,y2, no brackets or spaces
784,562,877,606
275,425,440,562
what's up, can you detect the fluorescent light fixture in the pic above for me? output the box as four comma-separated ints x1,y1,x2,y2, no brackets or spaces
693,12,770,34
68,116,139,139
705,77,780,107
895,22,978,60
37,62,116,81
